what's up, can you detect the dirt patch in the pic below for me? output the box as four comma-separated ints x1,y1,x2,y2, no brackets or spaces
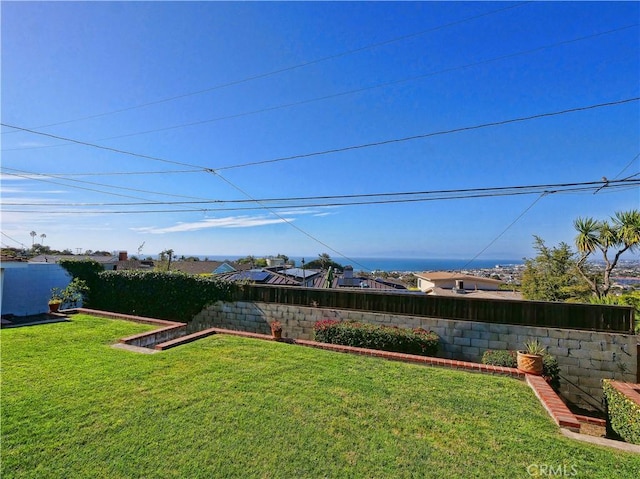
580,422,606,438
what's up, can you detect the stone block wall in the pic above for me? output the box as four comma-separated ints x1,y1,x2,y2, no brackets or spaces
193,301,638,411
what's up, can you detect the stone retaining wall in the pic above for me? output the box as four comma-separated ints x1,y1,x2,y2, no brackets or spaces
193,301,638,411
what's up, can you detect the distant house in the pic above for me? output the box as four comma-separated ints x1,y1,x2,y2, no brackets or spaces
171,261,250,276
415,271,502,293
413,271,521,300
215,267,320,287
29,254,120,270
215,264,411,292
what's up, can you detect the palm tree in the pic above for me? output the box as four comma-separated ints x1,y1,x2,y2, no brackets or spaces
574,209,640,298
318,253,331,270
40,233,46,246
30,231,37,247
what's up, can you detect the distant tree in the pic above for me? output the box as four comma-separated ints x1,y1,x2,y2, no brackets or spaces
40,233,46,245
31,244,52,256
574,210,640,298
318,253,331,270
276,253,290,263
30,231,37,247
237,255,256,267
237,255,267,268
306,254,344,271
521,236,589,302
158,249,175,271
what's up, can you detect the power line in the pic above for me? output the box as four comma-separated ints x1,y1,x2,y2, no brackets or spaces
3,178,637,207
1,231,25,247
4,179,637,213
215,97,640,171
208,169,374,272
458,192,547,271
3,97,638,175
0,125,205,170
612,153,640,180
1,167,216,202
4,23,636,151
0,2,530,134
0,168,204,177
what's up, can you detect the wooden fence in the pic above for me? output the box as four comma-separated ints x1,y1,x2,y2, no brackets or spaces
233,285,635,333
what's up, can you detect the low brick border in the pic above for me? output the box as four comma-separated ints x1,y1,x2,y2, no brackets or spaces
575,415,606,427
607,380,640,408
71,308,186,348
526,375,581,431
71,309,584,435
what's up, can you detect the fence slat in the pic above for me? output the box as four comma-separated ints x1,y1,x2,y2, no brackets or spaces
232,284,634,332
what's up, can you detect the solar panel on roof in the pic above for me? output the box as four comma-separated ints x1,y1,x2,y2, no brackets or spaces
234,270,271,282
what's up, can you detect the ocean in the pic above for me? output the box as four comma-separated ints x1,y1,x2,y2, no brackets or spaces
198,256,523,273
291,257,523,273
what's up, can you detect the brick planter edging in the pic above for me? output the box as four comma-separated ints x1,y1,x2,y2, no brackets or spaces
150,327,582,434
607,380,640,408
72,308,185,327
71,309,583,435
526,375,581,432
71,308,187,348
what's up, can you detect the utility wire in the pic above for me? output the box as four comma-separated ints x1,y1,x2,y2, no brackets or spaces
612,153,640,180
3,97,638,174
2,168,205,177
1,231,25,247
215,97,640,171
1,167,217,202
209,169,373,272
4,179,637,207
4,23,635,151
0,2,529,134
457,192,547,271
0,170,213,215
4,180,637,213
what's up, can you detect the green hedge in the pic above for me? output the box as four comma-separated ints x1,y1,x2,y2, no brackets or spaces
86,270,235,322
313,320,439,357
481,349,560,391
602,380,640,445
59,259,105,305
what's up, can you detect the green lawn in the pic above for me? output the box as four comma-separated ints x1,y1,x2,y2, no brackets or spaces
1,315,638,478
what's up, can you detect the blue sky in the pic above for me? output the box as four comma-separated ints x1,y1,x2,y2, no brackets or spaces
1,1,639,262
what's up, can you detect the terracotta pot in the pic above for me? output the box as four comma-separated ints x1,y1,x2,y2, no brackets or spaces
48,302,61,313
517,351,543,375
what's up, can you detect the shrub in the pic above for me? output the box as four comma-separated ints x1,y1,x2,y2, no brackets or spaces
86,270,235,321
602,380,640,445
481,350,517,367
313,320,439,357
482,349,560,391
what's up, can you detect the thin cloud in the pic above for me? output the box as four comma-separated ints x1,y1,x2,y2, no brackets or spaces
132,215,294,234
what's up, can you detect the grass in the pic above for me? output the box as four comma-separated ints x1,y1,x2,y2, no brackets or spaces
1,314,639,478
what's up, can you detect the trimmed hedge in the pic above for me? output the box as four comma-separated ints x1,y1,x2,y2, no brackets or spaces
87,270,235,322
481,349,560,391
602,380,640,445
314,320,439,357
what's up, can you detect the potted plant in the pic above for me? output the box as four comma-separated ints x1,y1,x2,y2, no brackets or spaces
48,278,89,313
270,320,283,340
517,338,546,375
48,288,63,313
